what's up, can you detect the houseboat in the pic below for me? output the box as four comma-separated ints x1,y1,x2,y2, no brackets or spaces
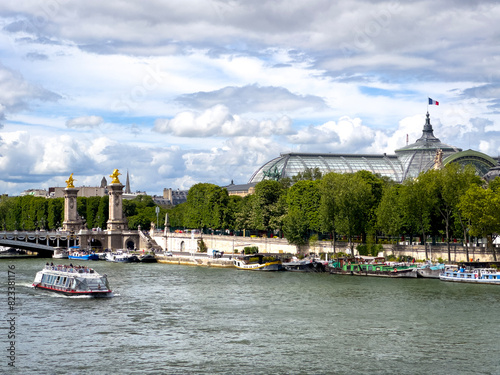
416,263,446,278
282,257,328,272
68,251,100,261
106,250,140,263
32,264,112,296
233,254,283,271
329,257,417,278
439,267,500,285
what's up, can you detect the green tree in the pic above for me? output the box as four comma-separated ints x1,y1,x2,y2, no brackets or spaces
251,180,285,232
319,172,340,251
283,180,321,247
85,196,101,229
47,198,64,230
184,183,228,230
399,173,438,259
376,184,404,241
435,163,482,261
96,196,109,229
459,185,500,261
329,173,373,251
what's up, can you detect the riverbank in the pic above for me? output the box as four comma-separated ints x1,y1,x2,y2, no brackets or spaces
156,255,234,268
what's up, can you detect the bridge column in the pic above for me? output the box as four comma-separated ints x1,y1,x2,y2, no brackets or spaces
63,186,83,233
106,170,127,250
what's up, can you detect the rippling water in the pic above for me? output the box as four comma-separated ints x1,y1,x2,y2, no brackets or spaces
2,258,500,374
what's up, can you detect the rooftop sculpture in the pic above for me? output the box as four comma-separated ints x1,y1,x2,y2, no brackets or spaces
65,173,75,188
110,169,121,184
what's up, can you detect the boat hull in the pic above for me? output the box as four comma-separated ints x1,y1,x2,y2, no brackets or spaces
329,263,417,278
33,284,111,296
233,260,283,271
68,254,100,261
283,261,327,272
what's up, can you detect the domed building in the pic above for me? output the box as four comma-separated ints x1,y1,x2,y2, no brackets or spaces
248,112,497,185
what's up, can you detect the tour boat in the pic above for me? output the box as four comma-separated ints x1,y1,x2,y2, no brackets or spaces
106,250,140,263
52,248,69,259
32,264,112,296
439,268,500,285
68,251,100,261
233,254,283,271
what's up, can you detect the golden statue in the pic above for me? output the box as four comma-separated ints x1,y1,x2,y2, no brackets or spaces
65,173,75,188
110,169,121,184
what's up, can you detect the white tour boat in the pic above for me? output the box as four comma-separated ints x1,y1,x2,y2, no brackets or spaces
439,267,500,285
32,264,112,296
52,248,69,259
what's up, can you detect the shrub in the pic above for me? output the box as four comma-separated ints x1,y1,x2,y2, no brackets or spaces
243,246,258,255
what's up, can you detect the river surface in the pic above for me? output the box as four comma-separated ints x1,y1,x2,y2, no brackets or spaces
1,257,500,375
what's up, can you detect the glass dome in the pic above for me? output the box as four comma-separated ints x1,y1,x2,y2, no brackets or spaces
248,113,497,184
248,153,404,183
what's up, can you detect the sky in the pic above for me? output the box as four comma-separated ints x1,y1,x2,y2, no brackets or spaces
0,0,500,196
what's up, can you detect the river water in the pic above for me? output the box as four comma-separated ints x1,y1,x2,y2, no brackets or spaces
2,257,500,375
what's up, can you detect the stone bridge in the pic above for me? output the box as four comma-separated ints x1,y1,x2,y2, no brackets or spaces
0,231,79,256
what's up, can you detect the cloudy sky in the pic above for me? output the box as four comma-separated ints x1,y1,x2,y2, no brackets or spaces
0,0,499,195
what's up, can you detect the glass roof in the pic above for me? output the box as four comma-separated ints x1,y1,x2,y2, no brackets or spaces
248,113,498,184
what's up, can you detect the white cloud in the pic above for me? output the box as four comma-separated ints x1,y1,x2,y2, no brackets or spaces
66,115,103,128
1,1,500,195
153,105,294,137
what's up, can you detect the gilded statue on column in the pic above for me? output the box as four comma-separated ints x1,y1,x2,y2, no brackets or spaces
65,173,75,188
110,169,122,184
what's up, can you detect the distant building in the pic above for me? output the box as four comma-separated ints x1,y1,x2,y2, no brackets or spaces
20,189,48,197
223,181,256,197
161,188,188,206
49,186,106,198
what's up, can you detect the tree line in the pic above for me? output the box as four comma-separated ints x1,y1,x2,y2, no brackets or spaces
1,163,499,261
172,164,500,261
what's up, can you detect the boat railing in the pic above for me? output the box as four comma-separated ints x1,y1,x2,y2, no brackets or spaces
44,265,95,274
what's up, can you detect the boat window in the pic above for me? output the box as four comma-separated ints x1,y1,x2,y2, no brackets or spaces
376,267,380,271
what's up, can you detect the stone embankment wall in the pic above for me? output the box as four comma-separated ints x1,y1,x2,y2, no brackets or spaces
151,232,499,262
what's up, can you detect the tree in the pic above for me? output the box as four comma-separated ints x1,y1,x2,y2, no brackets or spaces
354,170,385,242
85,196,101,229
184,183,228,230
47,198,64,230
96,196,109,229
399,173,437,259
435,163,482,261
376,184,404,240
251,180,285,232
319,172,340,251
283,180,321,247
459,185,500,261
324,173,373,252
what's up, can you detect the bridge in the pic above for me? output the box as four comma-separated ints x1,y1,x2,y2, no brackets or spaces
0,231,79,257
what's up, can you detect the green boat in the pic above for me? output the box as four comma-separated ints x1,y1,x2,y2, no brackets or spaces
329,258,418,278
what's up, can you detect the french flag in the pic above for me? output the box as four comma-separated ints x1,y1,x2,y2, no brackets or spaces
428,98,439,105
